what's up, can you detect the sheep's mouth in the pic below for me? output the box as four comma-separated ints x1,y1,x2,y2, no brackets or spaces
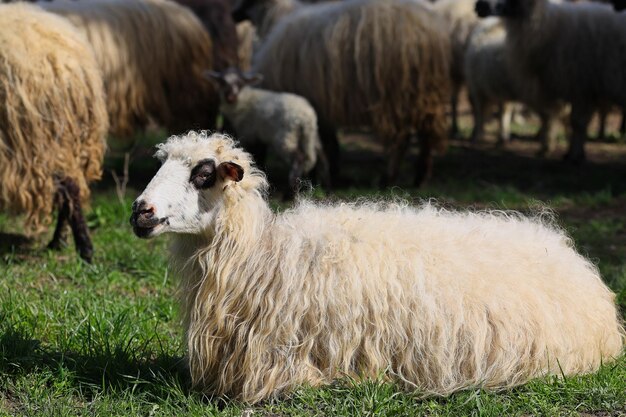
130,215,168,239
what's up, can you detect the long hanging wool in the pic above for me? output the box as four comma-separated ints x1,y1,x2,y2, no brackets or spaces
132,132,625,403
43,0,219,138
0,3,108,232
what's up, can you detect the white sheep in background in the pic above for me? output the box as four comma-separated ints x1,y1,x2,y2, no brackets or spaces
433,0,481,138
464,18,517,144
130,131,624,404
205,68,329,198
476,0,626,162
464,17,567,153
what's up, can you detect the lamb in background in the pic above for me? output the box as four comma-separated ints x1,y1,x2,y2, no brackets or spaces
475,0,626,162
233,0,451,187
205,68,329,198
0,3,108,262
130,131,624,403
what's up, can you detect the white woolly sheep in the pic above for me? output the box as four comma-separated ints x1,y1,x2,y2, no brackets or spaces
433,0,481,138
0,3,108,262
131,131,624,404
205,68,329,197
42,0,218,138
233,0,451,187
476,0,626,162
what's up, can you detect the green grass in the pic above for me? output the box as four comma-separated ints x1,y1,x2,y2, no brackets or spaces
1,132,625,416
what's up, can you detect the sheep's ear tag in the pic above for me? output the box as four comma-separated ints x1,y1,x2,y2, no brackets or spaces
218,161,244,182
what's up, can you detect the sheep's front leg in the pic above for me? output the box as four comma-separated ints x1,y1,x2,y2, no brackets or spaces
414,134,433,187
317,118,340,184
565,104,593,163
498,102,514,144
285,152,305,201
469,93,487,144
63,177,94,263
381,137,410,188
536,111,558,157
597,108,608,141
47,182,70,251
450,84,461,139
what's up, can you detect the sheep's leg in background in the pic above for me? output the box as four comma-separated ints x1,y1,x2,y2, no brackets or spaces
314,145,331,190
469,92,487,143
285,150,306,201
63,177,94,263
47,181,70,251
450,83,460,139
565,103,593,163
597,108,607,141
536,111,558,157
414,134,434,187
498,102,514,144
380,136,410,188
317,118,340,185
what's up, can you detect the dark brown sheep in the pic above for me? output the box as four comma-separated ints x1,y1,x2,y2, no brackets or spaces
234,0,451,187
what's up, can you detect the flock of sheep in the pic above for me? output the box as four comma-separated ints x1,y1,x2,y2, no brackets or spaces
1,0,625,260
0,0,625,405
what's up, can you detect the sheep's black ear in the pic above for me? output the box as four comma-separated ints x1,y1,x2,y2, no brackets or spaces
218,161,244,182
243,72,263,86
203,70,223,82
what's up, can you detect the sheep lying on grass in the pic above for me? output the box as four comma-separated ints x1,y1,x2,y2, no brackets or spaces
233,0,451,187
476,0,626,162
43,0,218,138
205,68,329,198
130,131,625,403
0,3,108,262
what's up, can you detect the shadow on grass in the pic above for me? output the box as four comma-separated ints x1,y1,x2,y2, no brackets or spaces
0,326,191,400
0,233,33,253
431,143,626,197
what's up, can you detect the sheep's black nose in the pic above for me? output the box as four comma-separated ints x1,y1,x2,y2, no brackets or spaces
475,0,493,17
130,200,157,228
136,201,155,218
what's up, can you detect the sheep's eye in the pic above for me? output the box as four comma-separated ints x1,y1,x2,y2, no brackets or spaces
190,159,216,189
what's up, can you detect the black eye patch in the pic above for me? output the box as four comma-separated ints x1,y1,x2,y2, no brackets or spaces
190,159,217,189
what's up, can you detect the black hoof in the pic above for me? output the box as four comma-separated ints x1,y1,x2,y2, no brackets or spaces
78,246,94,264
47,238,67,251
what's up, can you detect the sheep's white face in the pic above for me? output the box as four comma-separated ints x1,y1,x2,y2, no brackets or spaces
130,151,243,238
